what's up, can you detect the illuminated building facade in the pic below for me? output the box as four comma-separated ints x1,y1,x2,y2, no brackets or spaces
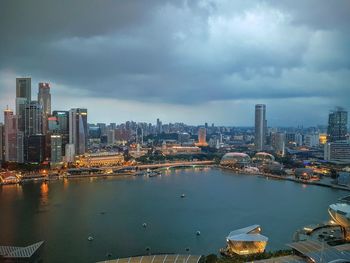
76,152,124,167
324,141,350,164
69,108,88,155
226,225,268,255
196,127,208,146
255,104,267,151
220,152,251,167
271,132,285,156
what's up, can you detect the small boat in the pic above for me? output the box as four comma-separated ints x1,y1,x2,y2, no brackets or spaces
196,231,201,236
87,236,94,241
142,223,147,228
181,194,186,198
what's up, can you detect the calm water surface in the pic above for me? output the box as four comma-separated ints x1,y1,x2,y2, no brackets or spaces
0,168,347,262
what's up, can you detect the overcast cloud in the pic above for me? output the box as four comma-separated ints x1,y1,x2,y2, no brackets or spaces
0,0,349,126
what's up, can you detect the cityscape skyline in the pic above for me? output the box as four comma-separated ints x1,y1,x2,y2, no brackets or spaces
1,1,350,126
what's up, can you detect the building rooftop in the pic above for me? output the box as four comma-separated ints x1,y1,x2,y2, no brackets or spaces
227,225,268,242
0,241,44,259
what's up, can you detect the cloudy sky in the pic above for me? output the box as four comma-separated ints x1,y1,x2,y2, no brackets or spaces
0,0,349,126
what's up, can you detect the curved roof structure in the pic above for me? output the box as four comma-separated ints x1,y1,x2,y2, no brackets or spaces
254,152,275,161
227,225,268,242
329,203,350,228
221,153,251,165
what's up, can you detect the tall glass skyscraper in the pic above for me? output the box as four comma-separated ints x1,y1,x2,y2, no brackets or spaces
255,104,267,151
69,108,88,155
38,82,51,135
327,107,348,142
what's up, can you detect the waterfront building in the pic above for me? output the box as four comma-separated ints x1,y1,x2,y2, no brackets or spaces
65,143,75,163
52,111,69,155
69,108,88,155
271,132,285,156
324,141,350,164
329,203,350,228
328,107,348,142
220,152,251,167
196,127,208,146
38,82,51,135
76,152,124,167
27,135,46,163
255,104,267,151
225,225,268,255
51,134,62,164
295,168,314,180
4,108,17,162
0,123,4,161
253,152,275,163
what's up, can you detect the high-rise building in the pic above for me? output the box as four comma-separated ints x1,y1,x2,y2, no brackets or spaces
27,135,46,163
271,132,285,156
16,77,31,102
51,135,62,164
107,129,115,145
24,101,43,162
65,144,75,163
38,82,51,135
4,108,17,162
51,111,69,156
69,108,88,155
324,141,350,164
304,134,319,148
24,101,42,137
0,123,4,162
327,107,348,142
196,127,208,146
255,104,267,151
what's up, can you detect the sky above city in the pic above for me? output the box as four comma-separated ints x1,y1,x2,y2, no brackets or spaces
0,0,349,126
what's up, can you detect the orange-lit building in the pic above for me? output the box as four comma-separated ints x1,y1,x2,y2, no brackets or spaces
76,152,124,167
196,127,208,146
319,134,327,145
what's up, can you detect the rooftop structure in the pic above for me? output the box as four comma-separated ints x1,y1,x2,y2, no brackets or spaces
97,254,202,263
220,152,251,167
0,241,44,262
329,203,350,228
226,225,268,255
253,152,275,162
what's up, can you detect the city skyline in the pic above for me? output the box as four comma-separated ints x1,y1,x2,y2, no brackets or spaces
1,1,350,126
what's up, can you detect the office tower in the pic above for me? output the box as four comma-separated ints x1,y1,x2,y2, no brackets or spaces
16,77,31,102
69,108,88,155
16,132,24,163
271,132,285,156
327,107,348,142
24,101,42,162
4,108,17,162
51,111,69,156
51,135,62,164
38,82,51,134
324,141,350,163
156,118,162,134
97,123,107,137
0,123,4,162
107,129,115,145
197,127,208,146
65,144,75,163
255,104,267,151
27,135,45,163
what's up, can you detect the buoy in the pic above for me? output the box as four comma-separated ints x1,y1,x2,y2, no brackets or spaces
88,236,94,241
181,194,185,198
142,223,147,228
196,231,201,236
186,247,190,252
145,246,150,251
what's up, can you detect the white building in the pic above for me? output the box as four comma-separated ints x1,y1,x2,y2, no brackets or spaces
324,140,350,164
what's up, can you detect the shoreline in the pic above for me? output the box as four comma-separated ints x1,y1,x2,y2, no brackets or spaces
2,165,350,193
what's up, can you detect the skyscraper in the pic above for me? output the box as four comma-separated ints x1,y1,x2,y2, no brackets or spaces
16,77,31,102
0,123,4,162
24,101,43,162
196,127,208,146
69,108,88,155
4,108,17,162
327,107,348,142
38,82,51,135
255,104,267,151
51,134,62,164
